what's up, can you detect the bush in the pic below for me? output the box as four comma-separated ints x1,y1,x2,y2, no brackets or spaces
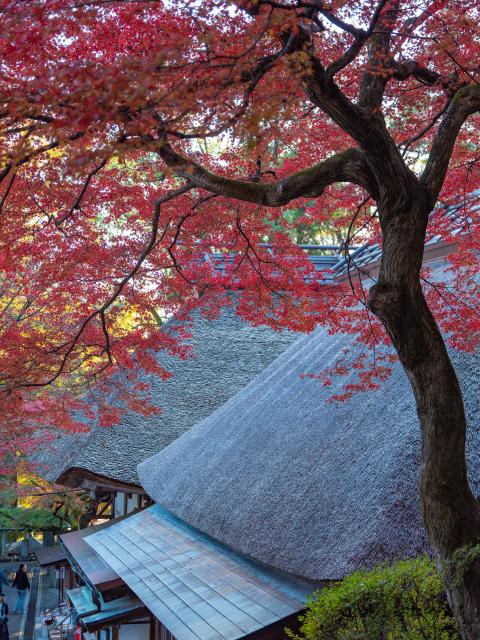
290,557,459,640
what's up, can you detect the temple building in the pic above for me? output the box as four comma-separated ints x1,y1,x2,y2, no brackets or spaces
35,214,480,640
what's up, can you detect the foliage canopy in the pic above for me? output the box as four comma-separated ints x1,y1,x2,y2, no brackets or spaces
291,557,460,640
0,0,478,467
2,0,480,633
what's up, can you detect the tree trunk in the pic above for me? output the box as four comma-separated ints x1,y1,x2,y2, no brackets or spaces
368,191,480,639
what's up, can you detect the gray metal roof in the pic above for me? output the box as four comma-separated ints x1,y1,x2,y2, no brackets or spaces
137,262,480,581
331,191,477,277
81,594,147,632
67,586,99,617
33,544,67,567
37,304,297,487
60,515,130,593
85,504,311,640
206,191,478,280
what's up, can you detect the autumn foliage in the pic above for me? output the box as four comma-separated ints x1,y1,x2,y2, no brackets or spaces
0,0,478,473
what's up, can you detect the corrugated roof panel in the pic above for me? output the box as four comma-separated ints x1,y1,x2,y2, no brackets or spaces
85,505,309,640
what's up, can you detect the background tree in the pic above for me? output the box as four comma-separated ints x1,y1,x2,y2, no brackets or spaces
0,1,480,635
0,472,95,534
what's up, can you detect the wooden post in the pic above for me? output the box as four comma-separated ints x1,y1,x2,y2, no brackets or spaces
149,618,158,640
43,530,55,547
1,530,6,560
20,532,29,560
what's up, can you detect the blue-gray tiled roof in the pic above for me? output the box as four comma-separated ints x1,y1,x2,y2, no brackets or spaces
85,504,311,640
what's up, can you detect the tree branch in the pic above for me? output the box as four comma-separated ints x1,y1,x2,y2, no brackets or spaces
8,182,193,390
56,159,108,226
390,58,464,95
163,29,298,141
358,0,401,108
421,84,480,203
286,29,405,180
325,0,389,80
399,99,451,151
157,142,377,203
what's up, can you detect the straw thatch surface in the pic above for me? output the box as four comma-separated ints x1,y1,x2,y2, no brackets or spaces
138,269,480,580
37,305,297,487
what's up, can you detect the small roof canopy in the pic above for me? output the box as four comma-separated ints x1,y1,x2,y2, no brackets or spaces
33,544,67,567
67,586,98,618
67,586,147,632
85,505,311,640
7,536,43,555
80,594,147,632
61,519,124,595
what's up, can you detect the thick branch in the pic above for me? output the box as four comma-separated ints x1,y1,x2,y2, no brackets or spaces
391,58,465,97
289,31,411,188
158,143,376,204
358,0,401,108
422,84,480,203
326,0,389,80
296,43,371,145
392,59,443,86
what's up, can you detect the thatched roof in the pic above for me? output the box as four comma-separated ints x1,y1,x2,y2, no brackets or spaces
138,263,480,581
37,304,297,488
35,204,472,490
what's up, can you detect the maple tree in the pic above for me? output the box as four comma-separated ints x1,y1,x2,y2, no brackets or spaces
0,0,480,635
2,471,95,530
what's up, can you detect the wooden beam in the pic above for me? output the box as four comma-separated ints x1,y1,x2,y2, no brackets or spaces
57,467,145,494
95,496,113,519
149,617,156,640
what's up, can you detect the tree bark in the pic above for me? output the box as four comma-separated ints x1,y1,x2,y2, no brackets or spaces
157,72,480,633
368,186,480,640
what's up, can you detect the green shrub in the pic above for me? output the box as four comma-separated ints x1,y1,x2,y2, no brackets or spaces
290,557,459,640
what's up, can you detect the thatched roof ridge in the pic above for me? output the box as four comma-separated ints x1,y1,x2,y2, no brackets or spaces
138,264,480,581
37,304,297,488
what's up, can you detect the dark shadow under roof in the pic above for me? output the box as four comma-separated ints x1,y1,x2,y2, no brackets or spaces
138,262,480,581
85,505,311,640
